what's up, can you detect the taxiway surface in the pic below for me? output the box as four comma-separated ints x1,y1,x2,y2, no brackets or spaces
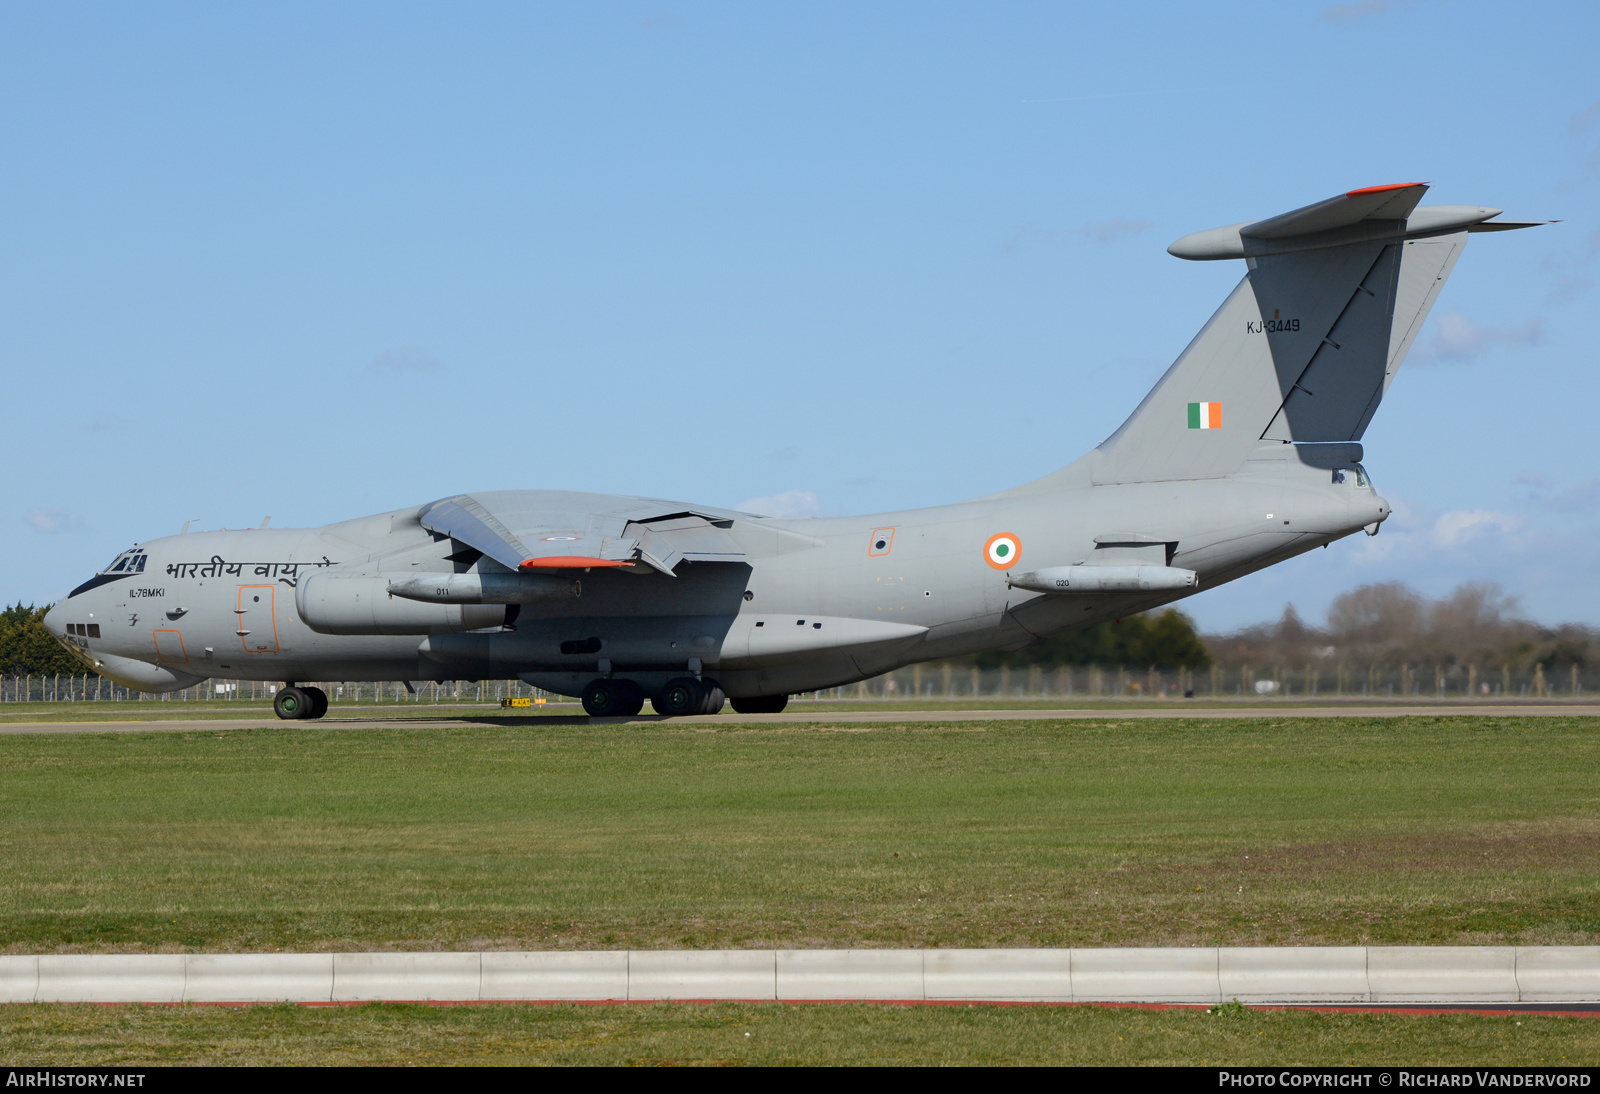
2,704,1597,734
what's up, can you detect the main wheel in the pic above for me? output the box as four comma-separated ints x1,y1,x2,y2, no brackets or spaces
698,681,725,715
304,686,329,719
611,682,645,717
582,679,625,717
731,694,788,714
274,686,311,720
651,676,705,717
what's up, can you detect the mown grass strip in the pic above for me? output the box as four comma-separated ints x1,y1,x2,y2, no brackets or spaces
2,717,1597,952
2,1001,1597,1066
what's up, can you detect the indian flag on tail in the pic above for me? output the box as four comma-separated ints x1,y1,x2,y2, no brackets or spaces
1187,401,1222,429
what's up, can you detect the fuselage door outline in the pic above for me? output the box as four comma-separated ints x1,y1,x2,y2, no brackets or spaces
237,585,281,654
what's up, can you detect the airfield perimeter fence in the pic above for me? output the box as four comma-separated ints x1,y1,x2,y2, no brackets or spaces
2,661,1595,706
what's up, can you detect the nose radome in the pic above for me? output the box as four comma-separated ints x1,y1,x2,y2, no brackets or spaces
42,603,65,639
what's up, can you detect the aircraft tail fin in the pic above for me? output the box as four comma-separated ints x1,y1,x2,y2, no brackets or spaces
1084,184,1548,485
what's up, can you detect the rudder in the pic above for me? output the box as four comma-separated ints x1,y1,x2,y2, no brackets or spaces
1088,184,1539,485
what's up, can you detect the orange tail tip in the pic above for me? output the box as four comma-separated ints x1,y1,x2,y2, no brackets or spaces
1346,182,1427,196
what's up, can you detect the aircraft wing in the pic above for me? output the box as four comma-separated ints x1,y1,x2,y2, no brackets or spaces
417,491,747,576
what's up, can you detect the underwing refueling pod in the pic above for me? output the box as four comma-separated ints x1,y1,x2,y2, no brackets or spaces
45,184,1546,719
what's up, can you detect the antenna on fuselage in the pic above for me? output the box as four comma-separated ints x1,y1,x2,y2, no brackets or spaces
259,516,271,530
181,520,191,534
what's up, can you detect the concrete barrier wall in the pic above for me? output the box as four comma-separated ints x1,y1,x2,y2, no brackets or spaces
333,953,480,1002
36,955,186,1004
481,951,628,1001
629,950,775,1000
1072,947,1219,1002
6,947,1598,1004
1369,946,1519,1003
0,957,39,1004
1220,946,1369,1004
185,953,333,1002
924,949,1073,1001
1516,946,1600,1002
777,949,923,1000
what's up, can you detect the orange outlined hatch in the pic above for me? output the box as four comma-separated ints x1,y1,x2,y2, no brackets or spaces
868,528,895,557
152,629,188,664
237,585,281,653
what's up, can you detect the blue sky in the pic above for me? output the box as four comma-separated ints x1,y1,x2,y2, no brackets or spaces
3,1,1596,632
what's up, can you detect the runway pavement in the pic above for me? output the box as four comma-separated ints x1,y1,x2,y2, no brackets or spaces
2,703,1597,733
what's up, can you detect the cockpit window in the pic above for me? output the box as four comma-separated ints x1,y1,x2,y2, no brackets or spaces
1354,464,1370,488
102,548,146,575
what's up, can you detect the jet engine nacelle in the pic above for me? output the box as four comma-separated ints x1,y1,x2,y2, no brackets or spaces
1007,565,1199,594
296,572,508,635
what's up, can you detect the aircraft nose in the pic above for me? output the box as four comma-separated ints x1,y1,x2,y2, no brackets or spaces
41,603,66,640
1371,492,1391,524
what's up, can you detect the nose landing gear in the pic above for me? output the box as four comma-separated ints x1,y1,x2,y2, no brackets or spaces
273,683,329,720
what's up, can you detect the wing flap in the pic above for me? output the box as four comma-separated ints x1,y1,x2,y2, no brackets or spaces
417,495,534,572
417,494,748,575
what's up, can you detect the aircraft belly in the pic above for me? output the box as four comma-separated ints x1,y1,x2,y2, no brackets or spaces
722,614,928,667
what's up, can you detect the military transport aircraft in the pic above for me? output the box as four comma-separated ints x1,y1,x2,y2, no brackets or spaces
47,184,1545,719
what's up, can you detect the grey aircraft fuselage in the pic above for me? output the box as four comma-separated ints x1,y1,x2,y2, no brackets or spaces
47,182,1542,710
47,458,1384,701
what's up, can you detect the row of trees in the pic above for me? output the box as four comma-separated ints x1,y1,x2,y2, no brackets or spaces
962,580,1597,676
975,609,1213,671
1210,581,1596,674
0,603,89,677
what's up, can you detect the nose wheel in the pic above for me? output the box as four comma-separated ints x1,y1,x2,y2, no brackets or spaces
273,684,329,720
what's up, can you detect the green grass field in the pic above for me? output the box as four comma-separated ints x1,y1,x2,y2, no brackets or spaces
3,1001,1596,1066
4,714,1598,1065
2,715,1597,953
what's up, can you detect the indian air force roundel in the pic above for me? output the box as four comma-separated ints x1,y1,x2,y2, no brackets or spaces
983,533,1021,570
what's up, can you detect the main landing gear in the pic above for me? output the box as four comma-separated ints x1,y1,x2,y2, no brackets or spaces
578,676,732,717
651,676,725,717
273,683,328,720
581,678,646,718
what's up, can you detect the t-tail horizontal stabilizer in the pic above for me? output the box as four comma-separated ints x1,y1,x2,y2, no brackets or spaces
1086,183,1549,486
1167,183,1551,260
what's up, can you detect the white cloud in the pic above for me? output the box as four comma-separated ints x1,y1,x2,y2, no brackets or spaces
1412,312,1545,363
1078,217,1151,244
368,347,445,373
1430,509,1524,550
25,508,83,534
735,490,826,518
